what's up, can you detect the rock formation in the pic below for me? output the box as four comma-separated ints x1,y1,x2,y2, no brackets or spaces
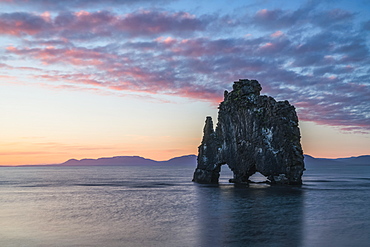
192,79,305,185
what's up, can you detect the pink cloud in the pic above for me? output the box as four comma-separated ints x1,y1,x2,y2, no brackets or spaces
0,0,173,11
257,39,290,54
7,46,118,66
37,73,104,87
33,65,222,103
260,42,274,49
176,86,222,102
115,10,204,36
255,9,271,18
0,9,206,39
252,6,312,30
0,12,51,36
271,30,284,38
54,10,117,37
154,37,247,58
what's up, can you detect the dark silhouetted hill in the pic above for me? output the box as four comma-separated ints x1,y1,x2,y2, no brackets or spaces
58,155,197,166
3,154,369,167
304,155,370,166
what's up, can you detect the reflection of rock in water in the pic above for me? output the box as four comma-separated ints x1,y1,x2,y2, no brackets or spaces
195,185,304,246
193,79,305,185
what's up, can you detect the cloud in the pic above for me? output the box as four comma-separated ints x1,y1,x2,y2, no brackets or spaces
0,12,51,36
363,20,370,31
312,8,354,28
0,10,208,39
116,10,206,37
270,30,284,38
1,4,370,131
252,7,309,30
0,0,174,11
6,46,119,66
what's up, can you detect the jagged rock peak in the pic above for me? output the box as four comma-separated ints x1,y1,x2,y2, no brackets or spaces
223,79,262,102
193,79,305,185
203,116,214,137
233,79,262,95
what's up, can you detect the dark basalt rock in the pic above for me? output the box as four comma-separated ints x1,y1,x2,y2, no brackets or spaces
192,79,305,185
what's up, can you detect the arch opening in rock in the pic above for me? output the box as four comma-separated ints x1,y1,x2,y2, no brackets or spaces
248,172,268,183
218,164,234,184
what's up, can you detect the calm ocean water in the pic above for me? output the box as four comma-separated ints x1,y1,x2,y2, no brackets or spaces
0,163,369,247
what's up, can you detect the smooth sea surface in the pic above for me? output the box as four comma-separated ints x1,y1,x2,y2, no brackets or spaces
0,163,369,247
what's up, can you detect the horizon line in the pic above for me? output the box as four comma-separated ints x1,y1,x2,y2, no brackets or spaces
1,153,370,167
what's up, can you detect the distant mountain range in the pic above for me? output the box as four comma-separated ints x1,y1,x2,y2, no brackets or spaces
304,154,370,166
2,154,369,167
55,154,197,167
57,154,370,167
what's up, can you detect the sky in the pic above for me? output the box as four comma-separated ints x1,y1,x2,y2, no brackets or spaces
0,0,369,165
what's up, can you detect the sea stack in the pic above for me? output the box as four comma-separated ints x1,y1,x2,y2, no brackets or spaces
192,79,305,185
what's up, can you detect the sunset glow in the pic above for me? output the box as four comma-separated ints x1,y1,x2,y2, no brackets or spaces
1,0,369,165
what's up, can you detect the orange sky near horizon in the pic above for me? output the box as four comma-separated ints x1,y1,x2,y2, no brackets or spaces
1,120,369,166
1,83,369,166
